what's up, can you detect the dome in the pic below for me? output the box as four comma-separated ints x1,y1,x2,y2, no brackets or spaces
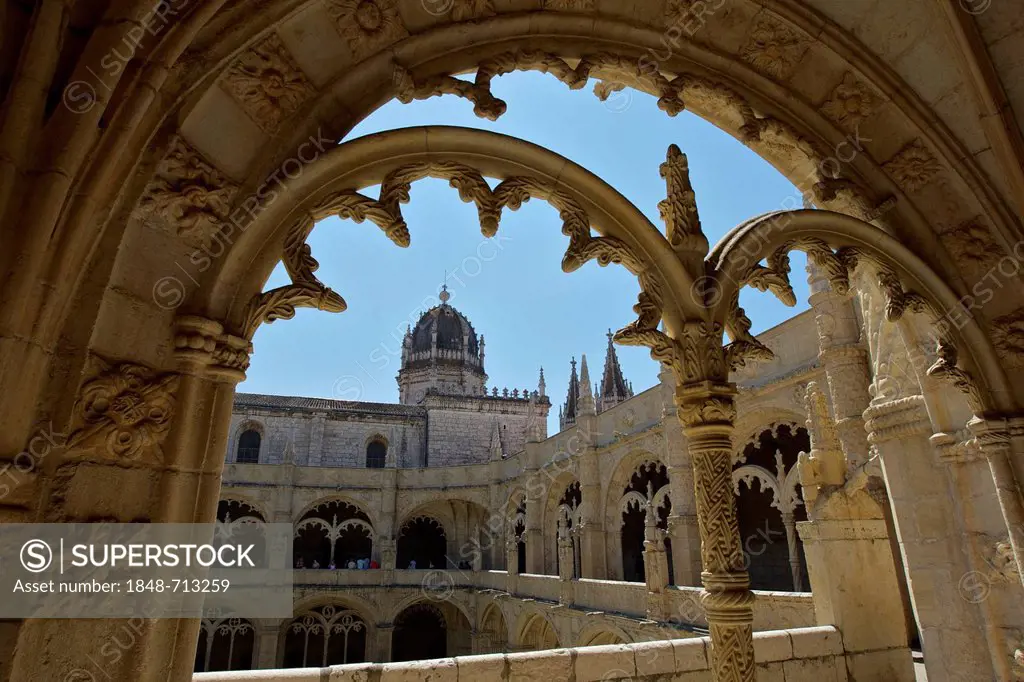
410,302,479,355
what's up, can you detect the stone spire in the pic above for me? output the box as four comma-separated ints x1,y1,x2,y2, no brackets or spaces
578,354,596,416
560,357,580,431
599,329,632,413
538,367,546,398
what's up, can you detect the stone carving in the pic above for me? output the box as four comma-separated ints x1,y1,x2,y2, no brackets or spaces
542,0,594,10
740,13,811,81
926,338,985,411
240,197,348,338
658,144,707,258
449,0,495,21
393,51,689,122
820,72,883,131
883,140,944,193
989,539,1020,583
138,138,237,246
174,315,253,380
992,309,1024,368
797,382,846,512
326,0,408,61
725,300,774,371
940,218,1003,270
67,359,179,461
221,33,315,133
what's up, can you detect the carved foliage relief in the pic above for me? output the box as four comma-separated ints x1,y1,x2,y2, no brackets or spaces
138,138,237,246
820,72,883,132
741,13,811,81
67,359,180,461
325,0,408,61
221,33,316,133
883,140,944,194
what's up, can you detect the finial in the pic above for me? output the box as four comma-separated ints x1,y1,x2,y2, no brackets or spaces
439,282,451,304
607,328,614,343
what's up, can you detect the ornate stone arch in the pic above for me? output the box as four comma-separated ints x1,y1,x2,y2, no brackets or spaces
577,622,632,647
294,495,377,531
603,451,669,531
216,494,269,524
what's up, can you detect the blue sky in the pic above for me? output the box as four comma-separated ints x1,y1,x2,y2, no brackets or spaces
241,72,809,432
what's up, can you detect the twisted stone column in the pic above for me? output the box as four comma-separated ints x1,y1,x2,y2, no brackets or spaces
677,381,755,682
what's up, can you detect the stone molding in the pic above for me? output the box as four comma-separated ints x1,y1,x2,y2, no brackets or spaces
863,396,931,444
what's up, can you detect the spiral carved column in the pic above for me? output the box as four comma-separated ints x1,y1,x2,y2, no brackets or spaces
677,381,755,682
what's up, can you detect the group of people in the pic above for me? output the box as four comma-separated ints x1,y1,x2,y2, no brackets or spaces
294,557,379,570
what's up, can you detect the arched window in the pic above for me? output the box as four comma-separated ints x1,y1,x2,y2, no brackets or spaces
236,429,261,464
366,439,386,468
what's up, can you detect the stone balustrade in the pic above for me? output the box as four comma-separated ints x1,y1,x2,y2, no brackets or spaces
289,569,815,632
194,627,847,681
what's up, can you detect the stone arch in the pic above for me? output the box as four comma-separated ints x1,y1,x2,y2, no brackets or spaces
194,617,256,673
576,623,632,647
477,602,509,654
10,4,1024,682
293,494,378,530
133,9,1021,312
281,603,368,668
293,498,374,569
732,423,810,592
541,470,580,576
396,515,447,570
216,495,268,524
733,412,807,459
515,611,561,652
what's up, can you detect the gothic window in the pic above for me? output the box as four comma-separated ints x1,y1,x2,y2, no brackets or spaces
236,429,260,463
619,461,672,584
366,439,386,468
283,606,366,667
555,481,582,579
293,500,373,568
216,499,266,565
194,618,255,672
734,424,810,591
396,516,447,569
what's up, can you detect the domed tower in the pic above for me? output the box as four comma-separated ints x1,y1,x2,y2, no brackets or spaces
398,286,487,404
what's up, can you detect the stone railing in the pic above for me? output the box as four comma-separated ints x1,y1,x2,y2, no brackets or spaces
291,569,815,632
194,626,848,681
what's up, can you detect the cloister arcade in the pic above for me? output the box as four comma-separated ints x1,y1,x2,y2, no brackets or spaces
3,1,1023,681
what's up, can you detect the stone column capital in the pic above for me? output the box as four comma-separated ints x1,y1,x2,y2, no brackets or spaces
174,315,252,383
863,395,931,444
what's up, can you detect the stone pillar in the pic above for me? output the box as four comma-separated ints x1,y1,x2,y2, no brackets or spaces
375,623,394,663
779,510,803,592
676,378,755,682
6,316,252,682
255,620,282,668
808,262,872,468
557,519,575,605
865,396,996,681
660,367,702,586
642,498,671,620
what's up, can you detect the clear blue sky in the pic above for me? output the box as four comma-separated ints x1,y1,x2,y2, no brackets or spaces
241,72,809,432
